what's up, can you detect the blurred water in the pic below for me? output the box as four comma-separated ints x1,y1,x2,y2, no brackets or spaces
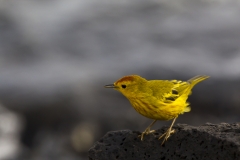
0,0,240,159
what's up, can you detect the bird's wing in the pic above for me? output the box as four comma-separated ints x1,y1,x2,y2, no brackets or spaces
148,80,190,103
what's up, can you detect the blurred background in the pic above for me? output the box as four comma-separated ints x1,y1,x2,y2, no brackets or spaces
0,0,240,159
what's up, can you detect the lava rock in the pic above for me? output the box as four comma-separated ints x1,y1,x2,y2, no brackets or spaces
89,123,240,160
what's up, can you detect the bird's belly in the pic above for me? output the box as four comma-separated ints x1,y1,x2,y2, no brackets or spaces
129,98,187,121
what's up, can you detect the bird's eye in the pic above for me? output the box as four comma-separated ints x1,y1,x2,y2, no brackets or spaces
121,85,126,89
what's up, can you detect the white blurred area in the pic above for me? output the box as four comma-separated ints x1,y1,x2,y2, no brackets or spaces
0,104,24,159
0,0,240,159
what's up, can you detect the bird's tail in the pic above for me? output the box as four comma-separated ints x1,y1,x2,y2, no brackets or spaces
187,75,210,87
184,75,209,96
177,75,209,113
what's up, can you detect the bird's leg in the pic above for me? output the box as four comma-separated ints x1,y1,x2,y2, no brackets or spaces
158,117,177,145
139,120,157,141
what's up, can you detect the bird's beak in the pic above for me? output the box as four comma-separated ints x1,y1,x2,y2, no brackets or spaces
104,84,116,88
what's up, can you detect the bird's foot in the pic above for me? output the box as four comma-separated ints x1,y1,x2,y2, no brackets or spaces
138,128,155,141
158,128,175,145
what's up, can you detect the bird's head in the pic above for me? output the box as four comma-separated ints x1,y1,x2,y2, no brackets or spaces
105,75,147,97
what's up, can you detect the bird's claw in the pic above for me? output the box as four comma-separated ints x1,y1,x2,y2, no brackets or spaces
138,129,156,141
158,129,175,145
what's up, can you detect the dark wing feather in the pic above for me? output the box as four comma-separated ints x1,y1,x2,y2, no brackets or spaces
159,80,190,103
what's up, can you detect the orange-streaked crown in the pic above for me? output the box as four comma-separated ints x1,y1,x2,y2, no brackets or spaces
115,75,144,85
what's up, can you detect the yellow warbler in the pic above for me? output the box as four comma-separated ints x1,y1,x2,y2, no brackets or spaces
105,75,209,145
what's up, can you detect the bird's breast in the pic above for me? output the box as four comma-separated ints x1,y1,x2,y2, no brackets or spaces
127,97,187,120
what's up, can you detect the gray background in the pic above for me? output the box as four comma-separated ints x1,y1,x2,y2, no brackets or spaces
0,0,240,159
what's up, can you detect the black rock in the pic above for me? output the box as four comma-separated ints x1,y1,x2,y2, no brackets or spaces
89,123,240,160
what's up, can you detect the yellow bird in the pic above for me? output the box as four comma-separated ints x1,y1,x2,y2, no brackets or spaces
105,75,209,145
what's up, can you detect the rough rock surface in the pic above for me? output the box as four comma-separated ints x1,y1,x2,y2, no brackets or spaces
89,123,240,160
